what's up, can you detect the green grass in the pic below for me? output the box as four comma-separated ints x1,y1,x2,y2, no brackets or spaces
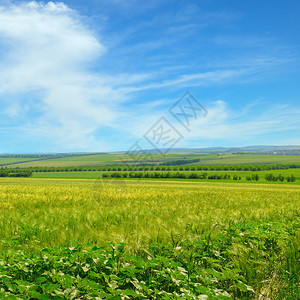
31,168,300,184
0,178,299,298
6,153,122,168
0,157,40,166
193,153,300,165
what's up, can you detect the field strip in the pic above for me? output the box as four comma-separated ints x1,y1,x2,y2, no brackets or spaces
1,177,300,190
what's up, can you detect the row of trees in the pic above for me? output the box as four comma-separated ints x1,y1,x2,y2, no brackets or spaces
160,159,200,166
104,172,297,182
0,170,32,177
265,173,296,182
104,172,295,182
3,163,300,174
104,172,246,180
245,174,260,181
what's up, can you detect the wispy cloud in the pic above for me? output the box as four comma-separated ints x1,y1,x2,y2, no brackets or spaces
120,69,246,93
110,96,300,151
181,101,300,145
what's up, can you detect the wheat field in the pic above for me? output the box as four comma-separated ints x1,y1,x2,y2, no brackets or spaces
0,178,298,252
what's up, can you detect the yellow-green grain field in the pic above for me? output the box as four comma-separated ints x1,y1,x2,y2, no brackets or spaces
0,178,299,253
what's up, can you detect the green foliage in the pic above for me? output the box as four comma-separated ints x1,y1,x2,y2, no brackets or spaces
265,173,290,182
0,219,298,299
0,170,32,177
101,171,295,183
287,175,296,182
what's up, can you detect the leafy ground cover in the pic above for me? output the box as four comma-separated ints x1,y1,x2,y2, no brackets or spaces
0,219,298,299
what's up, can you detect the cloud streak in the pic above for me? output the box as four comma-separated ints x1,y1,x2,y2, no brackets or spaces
181,101,300,147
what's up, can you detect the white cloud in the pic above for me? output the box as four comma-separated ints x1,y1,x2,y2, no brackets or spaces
0,1,251,151
0,1,124,150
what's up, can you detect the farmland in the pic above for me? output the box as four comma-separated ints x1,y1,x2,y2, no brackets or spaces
2,152,300,168
0,157,41,166
0,177,299,298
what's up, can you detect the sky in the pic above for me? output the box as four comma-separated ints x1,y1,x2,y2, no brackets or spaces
0,0,299,153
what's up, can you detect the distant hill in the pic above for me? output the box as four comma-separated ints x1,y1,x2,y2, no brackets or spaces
1,145,300,158
156,145,300,155
0,146,300,168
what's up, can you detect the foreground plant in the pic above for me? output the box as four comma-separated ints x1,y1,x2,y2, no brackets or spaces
0,219,298,299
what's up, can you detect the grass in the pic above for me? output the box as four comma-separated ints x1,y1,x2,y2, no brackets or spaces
193,153,300,165
31,168,300,184
0,157,40,166
0,178,299,298
2,154,123,168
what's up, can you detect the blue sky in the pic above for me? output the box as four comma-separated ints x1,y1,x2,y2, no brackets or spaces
0,0,299,153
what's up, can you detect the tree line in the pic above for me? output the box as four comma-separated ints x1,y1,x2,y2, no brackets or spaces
103,172,296,182
104,172,256,181
2,163,300,174
265,173,296,182
0,170,32,177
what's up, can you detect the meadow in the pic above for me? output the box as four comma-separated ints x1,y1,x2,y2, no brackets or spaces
31,168,300,184
0,178,299,298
